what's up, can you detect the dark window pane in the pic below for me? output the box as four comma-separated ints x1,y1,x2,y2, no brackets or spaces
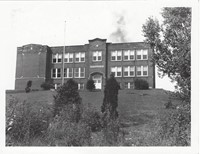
143,55,147,59
137,55,141,60
117,56,121,60
124,72,128,76
124,56,128,60
137,71,141,76
53,59,57,63
130,55,134,60
143,71,147,76
111,56,115,61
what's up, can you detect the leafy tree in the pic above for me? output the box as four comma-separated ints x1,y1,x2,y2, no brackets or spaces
142,8,191,101
101,73,120,120
86,79,95,91
53,79,82,123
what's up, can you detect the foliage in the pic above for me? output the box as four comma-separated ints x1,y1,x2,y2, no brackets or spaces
86,79,95,91
41,81,54,90
6,97,52,145
159,103,191,146
46,113,92,146
101,74,119,119
142,8,191,101
53,79,82,123
82,105,102,132
134,79,149,90
25,80,32,93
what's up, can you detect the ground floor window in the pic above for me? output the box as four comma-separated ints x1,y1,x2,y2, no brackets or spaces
78,83,84,90
124,82,134,89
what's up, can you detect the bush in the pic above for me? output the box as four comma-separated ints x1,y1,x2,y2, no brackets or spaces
46,114,91,146
82,105,102,132
159,103,191,146
101,73,119,119
41,81,54,90
6,98,52,145
86,79,95,91
54,79,82,123
134,79,149,90
25,80,32,93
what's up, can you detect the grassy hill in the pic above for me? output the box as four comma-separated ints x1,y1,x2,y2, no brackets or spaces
6,89,182,146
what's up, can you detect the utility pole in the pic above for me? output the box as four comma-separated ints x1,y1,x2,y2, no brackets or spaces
62,21,66,85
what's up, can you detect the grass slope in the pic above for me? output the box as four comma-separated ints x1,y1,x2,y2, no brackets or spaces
6,89,181,146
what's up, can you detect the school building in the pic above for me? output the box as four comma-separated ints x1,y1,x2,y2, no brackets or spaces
15,38,155,90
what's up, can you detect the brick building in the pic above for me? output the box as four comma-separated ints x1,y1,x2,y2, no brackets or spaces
15,38,155,90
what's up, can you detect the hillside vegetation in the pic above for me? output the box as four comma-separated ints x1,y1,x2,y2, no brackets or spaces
6,89,188,146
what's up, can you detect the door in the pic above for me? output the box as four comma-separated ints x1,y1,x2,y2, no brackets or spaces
92,74,102,89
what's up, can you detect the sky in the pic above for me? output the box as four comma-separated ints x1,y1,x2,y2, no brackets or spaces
0,0,199,153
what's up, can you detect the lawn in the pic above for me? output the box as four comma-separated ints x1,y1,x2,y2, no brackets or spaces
6,89,182,146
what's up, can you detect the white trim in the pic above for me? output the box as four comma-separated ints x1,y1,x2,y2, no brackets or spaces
111,50,122,61
136,66,148,77
123,66,135,77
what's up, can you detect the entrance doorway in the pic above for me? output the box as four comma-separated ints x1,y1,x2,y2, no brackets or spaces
92,74,102,89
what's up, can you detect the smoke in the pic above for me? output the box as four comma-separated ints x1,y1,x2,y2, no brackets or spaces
109,15,128,43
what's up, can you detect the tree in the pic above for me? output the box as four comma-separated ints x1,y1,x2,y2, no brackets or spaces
86,79,95,91
142,8,191,101
53,79,82,123
101,73,120,120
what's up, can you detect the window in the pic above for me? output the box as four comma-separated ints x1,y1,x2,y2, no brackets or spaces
111,51,122,61
52,68,62,78
136,49,148,60
78,83,84,90
64,68,73,78
123,66,135,77
74,68,85,78
123,50,135,61
64,53,73,63
93,51,102,61
111,66,122,77
52,54,62,63
124,82,134,89
137,66,148,76
75,52,85,62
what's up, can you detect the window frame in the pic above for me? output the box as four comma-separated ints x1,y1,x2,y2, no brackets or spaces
64,68,73,78
123,66,135,77
51,68,62,78
75,52,85,63
123,50,135,61
136,66,148,77
74,68,85,78
93,51,102,62
111,66,122,77
136,49,148,60
111,50,122,61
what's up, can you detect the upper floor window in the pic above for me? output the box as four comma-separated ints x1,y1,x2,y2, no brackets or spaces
123,66,135,77
111,66,122,77
123,50,135,61
74,67,85,78
136,49,148,60
64,68,73,78
136,66,148,76
64,53,73,63
75,52,85,62
111,50,122,61
52,54,62,63
52,68,61,78
93,51,102,61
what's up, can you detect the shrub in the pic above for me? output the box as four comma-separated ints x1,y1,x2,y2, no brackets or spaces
41,81,54,90
46,114,91,146
6,98,52,145
82,105,102,132
53,79,82,123
101,73,119,119
159,103,191,146
86,79,95,91
134,79,149,90
25,80,32,93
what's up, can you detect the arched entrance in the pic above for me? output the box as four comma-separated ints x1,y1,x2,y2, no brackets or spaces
89,72,104,90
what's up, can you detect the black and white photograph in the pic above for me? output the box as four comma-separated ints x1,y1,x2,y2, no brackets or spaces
0,0,199,154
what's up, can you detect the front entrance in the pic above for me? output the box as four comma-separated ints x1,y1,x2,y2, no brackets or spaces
92,74,102,89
